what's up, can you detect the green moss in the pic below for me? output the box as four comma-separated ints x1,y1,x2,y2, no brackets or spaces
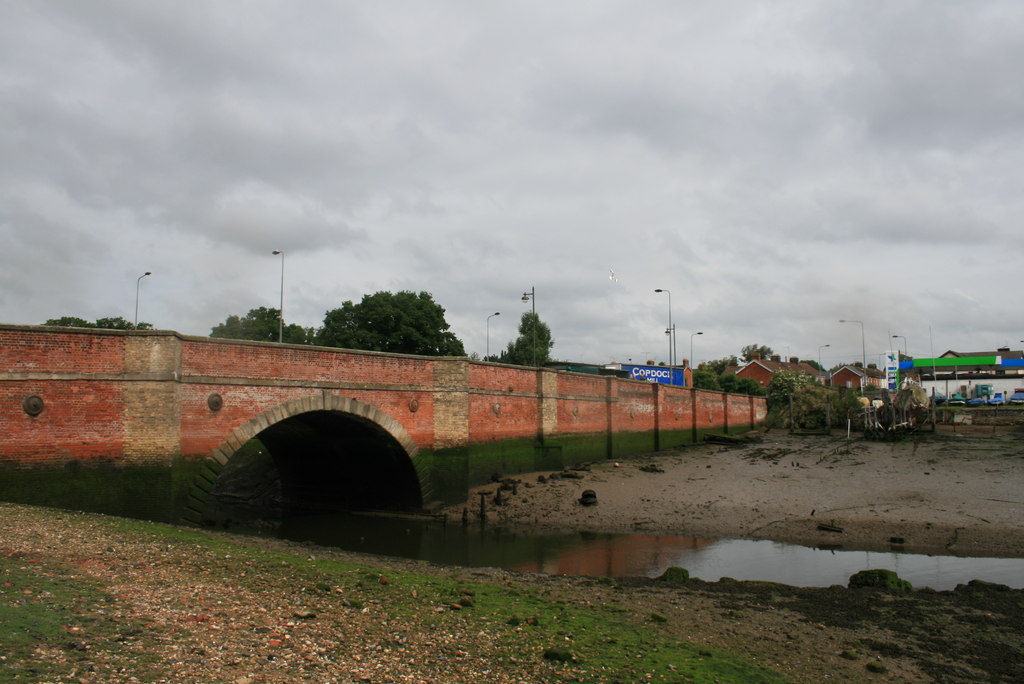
0,455,206,523
658,566,691,584
848,569,913,592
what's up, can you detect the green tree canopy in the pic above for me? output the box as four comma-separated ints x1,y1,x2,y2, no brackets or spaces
741,344,774,362
766,369,813,410
316,291,465,356
499,312,554,366
210,307,310,344
44,316,152,330
691,369,721,391
702,355,738,375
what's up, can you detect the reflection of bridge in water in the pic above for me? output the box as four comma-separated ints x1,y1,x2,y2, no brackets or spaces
509,534,717,577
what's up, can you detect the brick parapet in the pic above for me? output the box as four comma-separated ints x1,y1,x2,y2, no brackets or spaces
0,326,766,469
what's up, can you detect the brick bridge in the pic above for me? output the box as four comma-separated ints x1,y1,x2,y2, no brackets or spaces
0,325,766,524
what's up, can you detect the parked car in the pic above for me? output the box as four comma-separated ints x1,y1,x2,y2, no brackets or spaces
1009,391,1024,405
987,392,1006,405
966,396,987,406
947,393,967,405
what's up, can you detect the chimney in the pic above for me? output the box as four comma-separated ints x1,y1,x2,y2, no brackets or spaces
854,361,863,368
867,363,877,370
770,354,781,362
789,356,799,364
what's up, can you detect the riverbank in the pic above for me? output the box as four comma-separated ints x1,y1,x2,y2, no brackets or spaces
2,501,1023,682
443,428,1024,558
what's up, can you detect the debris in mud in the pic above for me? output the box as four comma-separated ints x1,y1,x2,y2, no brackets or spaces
578,489,598,506
817,522,844,533
638,463,664,473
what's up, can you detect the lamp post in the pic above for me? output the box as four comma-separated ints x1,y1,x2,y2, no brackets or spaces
690,331,703,370
272,250,284,343
654,289,673,366
134,271,152,328
839,319,866,368
818,344,830,384
892,334,907,360
521,287,536,366
486,312,500,359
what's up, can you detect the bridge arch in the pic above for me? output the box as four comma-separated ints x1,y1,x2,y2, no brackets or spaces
184,394,430,525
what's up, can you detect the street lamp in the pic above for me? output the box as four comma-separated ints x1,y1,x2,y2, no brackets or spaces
521,287,536,366
892,334,907,360
486,312,500,359
272,250,284,343
838,319,866,368
134,271,151,328
818,344,830,383
690,331,703,369
654,289,673,366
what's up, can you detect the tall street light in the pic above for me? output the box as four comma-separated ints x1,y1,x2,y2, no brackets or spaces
272,250,284,343
892,334,908,360
654,289,673,366
818,344,830,384
486,312,500,359
521,287,536,366
690,331,703,370
134,271,151,328
839,319,866,368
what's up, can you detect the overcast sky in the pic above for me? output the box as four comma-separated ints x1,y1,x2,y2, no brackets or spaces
2,1,1021,368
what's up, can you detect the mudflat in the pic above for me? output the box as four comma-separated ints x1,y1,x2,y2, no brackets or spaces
445,428,1024,558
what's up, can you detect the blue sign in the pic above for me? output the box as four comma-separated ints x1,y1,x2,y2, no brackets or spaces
621,364,686,387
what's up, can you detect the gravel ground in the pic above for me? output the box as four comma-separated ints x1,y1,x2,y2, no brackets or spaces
2,429,1023,682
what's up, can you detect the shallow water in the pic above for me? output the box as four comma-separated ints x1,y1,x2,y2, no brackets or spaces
276,513,1024,590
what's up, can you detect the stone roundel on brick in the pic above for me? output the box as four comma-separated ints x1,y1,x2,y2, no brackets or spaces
207,393,223,411
408,398,419,413
22,394,44,417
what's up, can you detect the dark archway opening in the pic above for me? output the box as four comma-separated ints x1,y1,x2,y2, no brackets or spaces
203,410,422,525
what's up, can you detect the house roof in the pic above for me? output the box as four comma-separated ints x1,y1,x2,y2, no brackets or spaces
833,365,886,379
941,349,1024,360
738,358,822,376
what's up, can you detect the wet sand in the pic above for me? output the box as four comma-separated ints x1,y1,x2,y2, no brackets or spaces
444,428,1024,558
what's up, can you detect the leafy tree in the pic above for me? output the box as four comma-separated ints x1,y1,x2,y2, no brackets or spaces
211,307,310,344
766,369,813,411
499,312,554,366
316,291,465,356
718,373,739,393
94,316,137,330
803,359,824,372
735,377,765,396
702,355,738,376
741,344,774,362
691,369,721,391
44,316,92,328
44,316,152,330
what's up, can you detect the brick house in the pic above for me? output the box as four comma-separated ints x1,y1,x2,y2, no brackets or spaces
830,362,885,389
733,355,823,388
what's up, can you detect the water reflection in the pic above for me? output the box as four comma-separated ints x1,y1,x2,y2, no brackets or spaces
275,513,1024,591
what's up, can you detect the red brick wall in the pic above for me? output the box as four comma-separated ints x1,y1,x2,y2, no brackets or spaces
0,326,766,468
1,379,126,465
